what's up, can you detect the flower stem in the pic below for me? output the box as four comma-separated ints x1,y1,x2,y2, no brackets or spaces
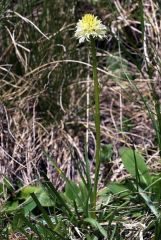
90,38,101,218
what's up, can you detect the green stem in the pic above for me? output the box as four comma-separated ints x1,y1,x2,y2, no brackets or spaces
150,81,161,157
148,67,161,157
90,38,101,217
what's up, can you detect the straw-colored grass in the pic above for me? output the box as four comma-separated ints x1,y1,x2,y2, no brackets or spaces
1,1,161,238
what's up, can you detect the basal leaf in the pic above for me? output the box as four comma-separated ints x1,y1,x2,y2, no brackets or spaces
120,147,151,186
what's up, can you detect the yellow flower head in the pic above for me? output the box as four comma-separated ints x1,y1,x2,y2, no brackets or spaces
75,14,106,43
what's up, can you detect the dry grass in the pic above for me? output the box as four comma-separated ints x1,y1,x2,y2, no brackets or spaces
0,0,161,197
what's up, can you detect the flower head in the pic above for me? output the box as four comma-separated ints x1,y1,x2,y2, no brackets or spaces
75,14,106,43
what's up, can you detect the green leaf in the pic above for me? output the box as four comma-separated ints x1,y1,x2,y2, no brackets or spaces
84,218,107,238
132,183,159,218
120,147,151,186
37,191,55,207
107,182,131,198
100,144,113,162
12,211,24,231
17,213,42,239
79,181,90,206
20,186,42,199
31,192,55,230
65,181,79,201
45,153,83,208
86,235,98,240
0,183,3,194
20,185,55,208
3,177,15,192
147,174,161,202
79,181,91,217
18,197,36,215
42,174,74,217
4,201,19,212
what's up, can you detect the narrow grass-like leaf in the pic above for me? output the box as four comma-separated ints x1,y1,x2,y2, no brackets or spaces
109,224,117,240
132,183,159,218
84,145,92,191
17,214,42,239
154,217,161,240
65,180,79,202
79,181,91,217
30,192,55,230
37,221,66,240
84,218,107,238
45,152,83,206
42,174,74,218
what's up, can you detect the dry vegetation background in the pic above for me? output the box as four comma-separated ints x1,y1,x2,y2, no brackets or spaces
0,0,161,189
